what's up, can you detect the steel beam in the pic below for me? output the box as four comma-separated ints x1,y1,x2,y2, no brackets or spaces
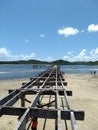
55,66,62,130
0,65,85,130
9,89,72,96
0,106,84,120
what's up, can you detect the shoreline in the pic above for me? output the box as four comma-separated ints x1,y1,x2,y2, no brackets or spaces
0,74,98,130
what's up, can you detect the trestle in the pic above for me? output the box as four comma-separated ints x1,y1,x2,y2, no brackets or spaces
0,65,85,130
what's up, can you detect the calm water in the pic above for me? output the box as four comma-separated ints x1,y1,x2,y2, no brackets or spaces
0,64,48,80
0,64,98,80
60,65,98,74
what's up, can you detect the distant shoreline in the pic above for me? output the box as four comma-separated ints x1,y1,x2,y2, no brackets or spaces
0,59,98,65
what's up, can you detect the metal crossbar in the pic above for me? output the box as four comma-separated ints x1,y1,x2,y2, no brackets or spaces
0,65,85,130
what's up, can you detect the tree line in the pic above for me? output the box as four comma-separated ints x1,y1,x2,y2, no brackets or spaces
0,60,98,65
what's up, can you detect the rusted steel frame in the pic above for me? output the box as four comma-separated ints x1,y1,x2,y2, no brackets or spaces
36,99,55,108
39,66,56,89
0,70,43,105
24,98,31,103
14,91,41,130
21,66,55,89
59,74,78,130
0,66,54,106
0,90,18,106
0,66,56,128
0,106,26,117
59,74,72,110
56,91,62,130
30,81,67,86
0,92,23,117
2,92,22,107
55,65,62,130
20,75,43,89
42,94,52,130
31,77,65,81
9,88,72,96
1,106,84,120
25,66,56,91
70,111,78,130
14,67,56,130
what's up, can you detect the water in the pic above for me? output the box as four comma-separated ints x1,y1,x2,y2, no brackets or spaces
0,64,98,80
0,64,48,80
60,65,98,74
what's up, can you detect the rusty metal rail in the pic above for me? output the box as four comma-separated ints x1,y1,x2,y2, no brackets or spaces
0,65,85,130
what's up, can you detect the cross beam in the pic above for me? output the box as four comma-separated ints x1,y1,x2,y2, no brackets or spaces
0,65,85,130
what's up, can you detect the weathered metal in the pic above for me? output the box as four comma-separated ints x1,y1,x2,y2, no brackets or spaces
0,65,85,130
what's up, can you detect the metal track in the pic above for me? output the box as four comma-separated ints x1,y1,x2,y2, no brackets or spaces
0,65,85,130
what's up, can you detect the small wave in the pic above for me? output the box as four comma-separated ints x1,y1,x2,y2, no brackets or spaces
0,72,11,74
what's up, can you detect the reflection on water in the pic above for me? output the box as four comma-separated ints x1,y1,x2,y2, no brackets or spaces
0,64,98,80
60,65,98,74
0,64,49,80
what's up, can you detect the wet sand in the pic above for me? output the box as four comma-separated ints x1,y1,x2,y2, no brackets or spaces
0,74,98,130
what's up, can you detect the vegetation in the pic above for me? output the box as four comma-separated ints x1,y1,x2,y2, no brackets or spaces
0,59,98,65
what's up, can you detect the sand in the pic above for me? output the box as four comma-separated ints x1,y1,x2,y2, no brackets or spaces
0,74,98,130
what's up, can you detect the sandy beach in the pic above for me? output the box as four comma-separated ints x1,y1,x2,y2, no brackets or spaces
0,74,98,130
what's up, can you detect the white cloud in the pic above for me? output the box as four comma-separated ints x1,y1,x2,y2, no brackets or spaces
63,55,70,61
58,27,79,37
1,47,98,62
90,48,98,56
78,49,86,57
87,24,98,32
0,47,11,60
16,53,36,60
67,51,73,55
89,48,98,61
0,47,36,61
40,34,46,38
95,48,98,55
63,48,98,62
73,49,88,61
0,47,9,56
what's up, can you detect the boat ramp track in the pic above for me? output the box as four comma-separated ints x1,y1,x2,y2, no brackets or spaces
0,65,85,130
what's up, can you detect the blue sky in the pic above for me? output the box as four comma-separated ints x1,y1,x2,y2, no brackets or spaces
0,0,98,61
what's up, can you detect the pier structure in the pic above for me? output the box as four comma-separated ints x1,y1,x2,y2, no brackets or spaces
0,65,84,130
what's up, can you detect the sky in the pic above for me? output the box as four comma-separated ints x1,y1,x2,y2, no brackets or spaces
0,0,98,62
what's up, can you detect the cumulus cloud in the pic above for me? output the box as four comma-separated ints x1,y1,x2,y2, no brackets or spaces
73,49,89,61
63,48,98,61
67,51,73,55
0,47,9,56
15,53,36,60
0,47,36,61
90,48,98,56
58,27,79,37
40,34,46,38
78,49,86,57
0,47,11,60
87,24,98,32
89,48,98,61
95,48,98,54
63,55,70,61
